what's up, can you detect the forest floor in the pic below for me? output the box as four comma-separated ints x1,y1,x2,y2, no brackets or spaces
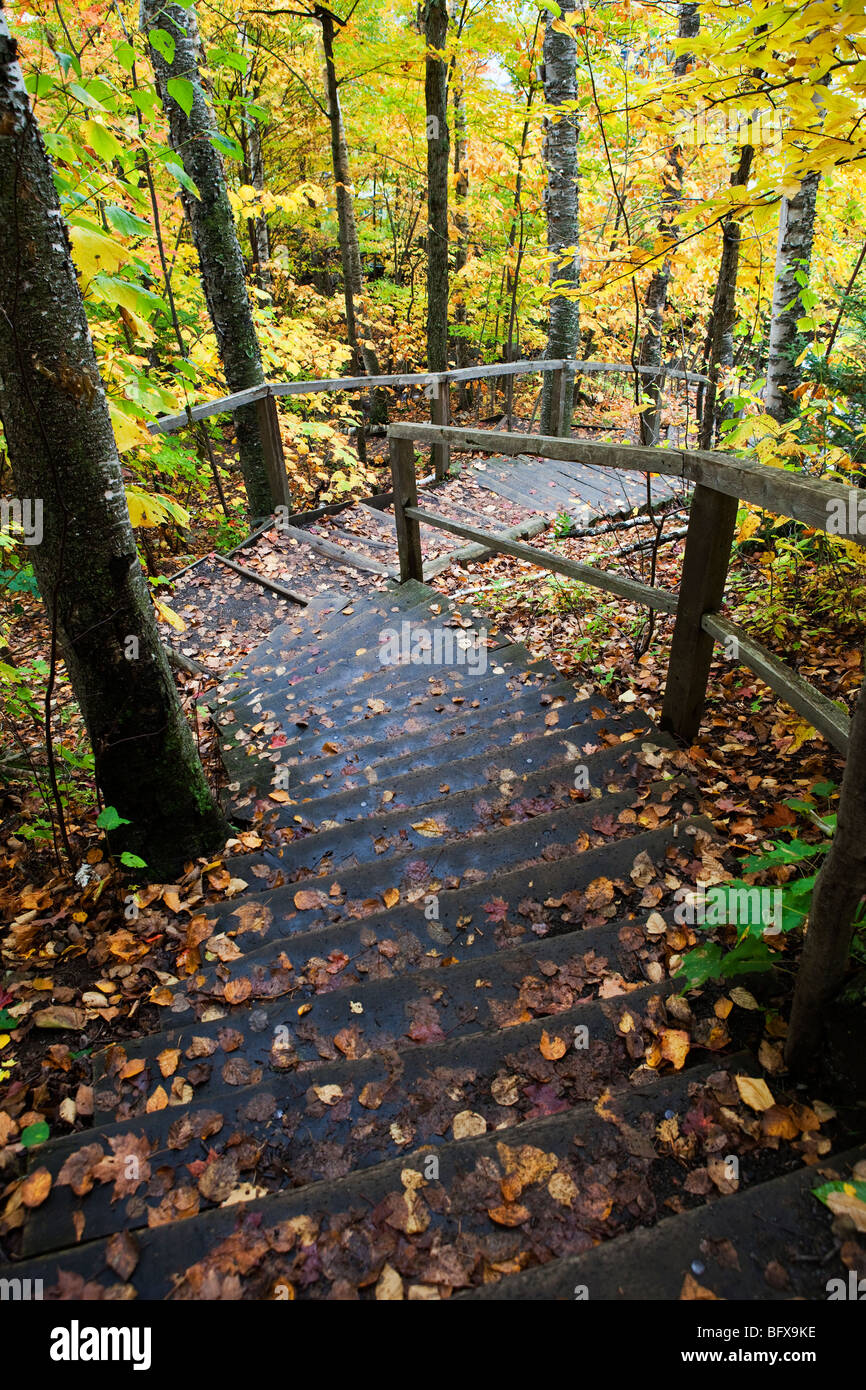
1,388,864,1223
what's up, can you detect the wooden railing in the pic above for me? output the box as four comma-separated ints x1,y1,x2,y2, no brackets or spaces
147,356,711,500
388,421,858,753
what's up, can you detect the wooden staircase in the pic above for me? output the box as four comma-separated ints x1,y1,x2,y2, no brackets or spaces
10,583,863,1300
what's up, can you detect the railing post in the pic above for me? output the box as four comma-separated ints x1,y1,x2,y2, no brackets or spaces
255,390,292,512
431,374,451,481
390,435,424,582
661,484,738,743
548,362,573,437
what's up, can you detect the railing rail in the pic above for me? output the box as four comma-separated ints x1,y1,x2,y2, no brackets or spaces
388,424,855,753
148,356,710,434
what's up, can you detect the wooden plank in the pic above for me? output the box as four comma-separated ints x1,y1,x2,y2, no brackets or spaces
572,360,710,385
549,366,566,438
312,522,395,553
470,467,564,515
210,552,307,604
417,488,521,532
703,614,850,752
682,453,866,546
279,523,392,576
389,423,686,479
149,383,271,433
405,506,679,613
470,458,590,515
661,485,738,743
422,516,548,580
390,437,424,582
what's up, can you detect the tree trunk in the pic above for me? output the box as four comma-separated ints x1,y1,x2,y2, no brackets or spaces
699,143,754,449
452,73,470,408
539,0,580,436
638,2,700,445
424,0,449,374
247,116,273,296
765,170,820,422
786,669,866,1072
0,14,227,877
316,5,384,424
140,0,275,516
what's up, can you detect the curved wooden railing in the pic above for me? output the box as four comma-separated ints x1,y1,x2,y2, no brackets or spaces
147,356,711,503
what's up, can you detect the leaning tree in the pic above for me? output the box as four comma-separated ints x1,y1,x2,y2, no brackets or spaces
0,11,228,877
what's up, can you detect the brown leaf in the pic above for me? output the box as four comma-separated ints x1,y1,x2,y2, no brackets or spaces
106,1229,139,1280
224,978,252,1005
20,1167,52,1208
487,1202,531,1227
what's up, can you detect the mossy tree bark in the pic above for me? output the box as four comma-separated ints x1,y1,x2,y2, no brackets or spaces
540,0,579,436
140,0,276,516
0,15,228,878
424,0,450,376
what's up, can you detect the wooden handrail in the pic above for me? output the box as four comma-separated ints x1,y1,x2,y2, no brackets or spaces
147,356,710,435
389,423,866,545
405,506,679,613
388,423,856,752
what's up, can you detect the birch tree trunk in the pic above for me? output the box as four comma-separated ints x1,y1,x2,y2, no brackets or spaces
699,143,754,449
424,0,450,374
0,15,227,877
540,0,579,437
764,171,821,422
140,0,275,516
786,668,866,1072
638,2,700,445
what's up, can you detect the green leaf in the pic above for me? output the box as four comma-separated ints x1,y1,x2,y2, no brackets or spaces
0,1010,18,1030
56,50,82,78
82,119,124,165
68,82,106,111
97,806,130,831
209,47,248,73
811,780,836,797
25,73,58,99
120,852,147,869
104,205,151,238
130,88,161,118
719,936,775,977
148,28,176,63
164,159,200,200
21,1121,50,1148
814,1178,866,1206
167,76,195,116
115,41,137,74
675,943,724,989
210,131,243,160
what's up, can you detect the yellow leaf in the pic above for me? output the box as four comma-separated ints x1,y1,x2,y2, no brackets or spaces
153,597,186,632
110,402,151,454
69,222,129,282
735,1075,775,1111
